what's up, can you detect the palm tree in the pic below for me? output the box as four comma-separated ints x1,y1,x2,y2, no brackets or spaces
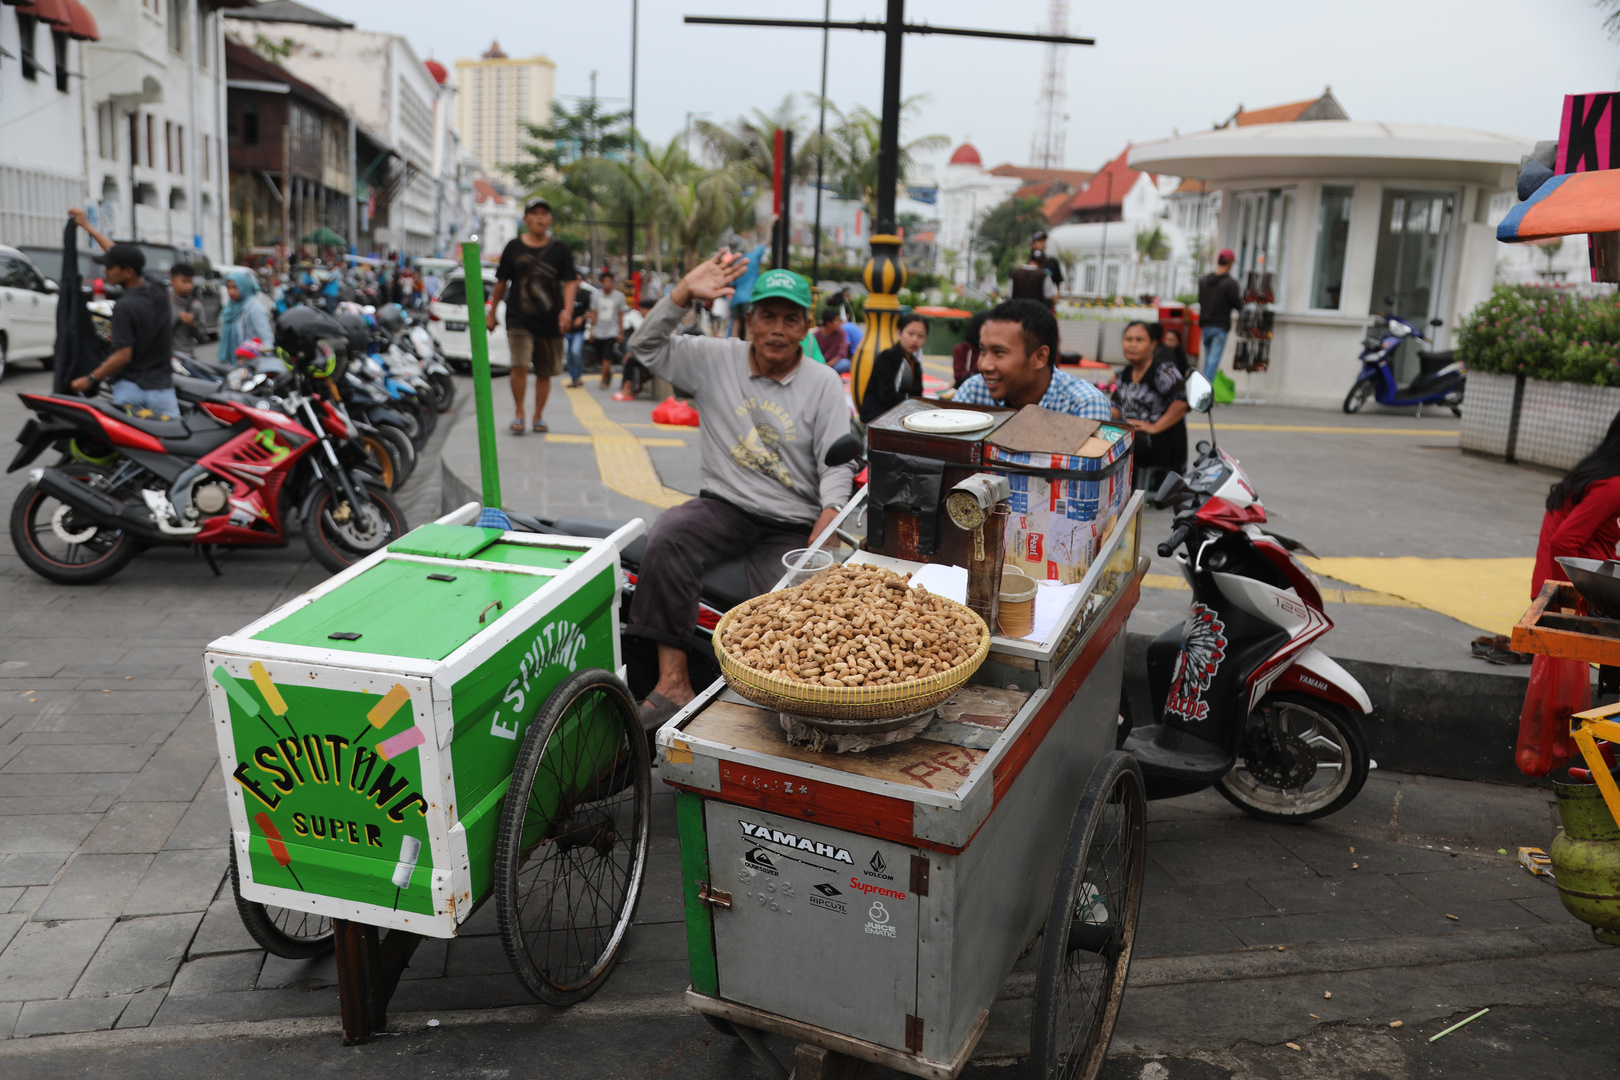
1131,225,1171,300
693,95,823,189
817,97,948,223
591,136,744,276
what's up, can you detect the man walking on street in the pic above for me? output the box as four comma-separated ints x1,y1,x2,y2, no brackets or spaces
1197,248,1242,382
168,263,206,363
588,270,629,389
1010,252,1058,310
487,195,578,433
66,208,177,417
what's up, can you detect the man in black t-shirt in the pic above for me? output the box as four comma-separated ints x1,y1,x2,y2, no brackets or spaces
1030,230,1064,292
66,209,176,417
1197,248,1242,382
488,196,579,434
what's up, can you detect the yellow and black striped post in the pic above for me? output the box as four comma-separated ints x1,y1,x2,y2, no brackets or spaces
849,233,906,413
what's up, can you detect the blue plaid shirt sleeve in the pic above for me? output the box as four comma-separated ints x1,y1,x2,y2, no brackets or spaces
950,370,1112,420
1042,370,1114,421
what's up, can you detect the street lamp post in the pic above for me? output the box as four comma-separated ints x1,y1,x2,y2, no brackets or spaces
1095,169,1114,299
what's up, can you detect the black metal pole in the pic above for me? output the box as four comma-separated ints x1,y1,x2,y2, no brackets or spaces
781,129,794,270
875,0,904,234
628,0,638,291
811,0,829,283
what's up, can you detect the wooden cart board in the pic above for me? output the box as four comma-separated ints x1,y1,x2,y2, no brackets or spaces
1511,581,1620,665
659,496,1145,1076
204,510,638,938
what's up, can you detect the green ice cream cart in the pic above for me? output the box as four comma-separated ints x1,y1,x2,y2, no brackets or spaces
204,244,653,1042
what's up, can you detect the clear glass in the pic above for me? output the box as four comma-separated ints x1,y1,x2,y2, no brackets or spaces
780,547,834,587
1310,186,1354,310
1369,188,1456,381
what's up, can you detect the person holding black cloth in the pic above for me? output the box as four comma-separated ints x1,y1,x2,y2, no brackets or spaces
1030,230,1063,292
66,208,176,417
859,313,928,424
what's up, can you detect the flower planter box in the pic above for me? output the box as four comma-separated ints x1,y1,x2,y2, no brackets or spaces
1462,371,1620,470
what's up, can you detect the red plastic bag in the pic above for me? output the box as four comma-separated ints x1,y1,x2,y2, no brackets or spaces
1516,655,1588,776
651,396,700,427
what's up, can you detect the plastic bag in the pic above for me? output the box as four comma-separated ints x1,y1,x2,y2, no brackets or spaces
1213,370,1236,404
651,396,700,427
1515,654,1588,776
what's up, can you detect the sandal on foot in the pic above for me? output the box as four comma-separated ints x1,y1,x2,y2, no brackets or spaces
637,691,682,731
533,419,548,433
509,418,526,434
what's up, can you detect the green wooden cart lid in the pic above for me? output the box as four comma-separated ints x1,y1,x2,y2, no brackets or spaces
475,541,584,571
252,558,550,661
388,523,506,560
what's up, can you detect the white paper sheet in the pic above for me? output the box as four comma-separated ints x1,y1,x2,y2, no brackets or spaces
909,563,970,605
1016,581,1084,643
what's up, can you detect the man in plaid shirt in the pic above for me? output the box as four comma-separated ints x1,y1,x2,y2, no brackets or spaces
951,299,1111,419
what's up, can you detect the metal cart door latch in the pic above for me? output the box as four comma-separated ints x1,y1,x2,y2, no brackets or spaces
696,881,732,909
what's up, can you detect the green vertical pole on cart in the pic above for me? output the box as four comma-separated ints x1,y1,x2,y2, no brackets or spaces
460,240,502,511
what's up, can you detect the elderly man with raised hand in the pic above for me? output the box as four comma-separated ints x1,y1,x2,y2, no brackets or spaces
625,256,853,730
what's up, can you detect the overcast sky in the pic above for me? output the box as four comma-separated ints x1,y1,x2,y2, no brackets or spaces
309,0,1620,176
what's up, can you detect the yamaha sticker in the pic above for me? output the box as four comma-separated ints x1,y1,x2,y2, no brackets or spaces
738,820,853,872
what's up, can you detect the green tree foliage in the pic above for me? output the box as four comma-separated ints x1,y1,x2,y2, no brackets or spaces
1457,284,1620,385
975,197,1049,279
816,98,948,222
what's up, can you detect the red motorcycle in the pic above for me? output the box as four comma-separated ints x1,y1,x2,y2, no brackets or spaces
9,374,406,583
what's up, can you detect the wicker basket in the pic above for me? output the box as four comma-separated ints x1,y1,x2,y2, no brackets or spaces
713,593,991,721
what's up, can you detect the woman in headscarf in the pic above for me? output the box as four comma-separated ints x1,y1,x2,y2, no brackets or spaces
218,271,274,363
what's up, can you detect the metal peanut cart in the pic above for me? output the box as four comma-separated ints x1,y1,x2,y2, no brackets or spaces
659,468,1150,1080
203,243,654,1042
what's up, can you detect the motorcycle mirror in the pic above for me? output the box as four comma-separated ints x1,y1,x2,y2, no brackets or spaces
1429,318,1443,328
1184,371,1215,413
824,433,863,467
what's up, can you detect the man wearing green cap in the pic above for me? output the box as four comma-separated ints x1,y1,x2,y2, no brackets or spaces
625,252,854,728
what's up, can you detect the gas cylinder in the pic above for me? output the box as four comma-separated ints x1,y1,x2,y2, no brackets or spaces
1549,779,1620,945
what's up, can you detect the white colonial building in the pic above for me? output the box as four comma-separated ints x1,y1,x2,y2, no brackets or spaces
2,0,236,260
226,2,460,256
1131,120,1534,407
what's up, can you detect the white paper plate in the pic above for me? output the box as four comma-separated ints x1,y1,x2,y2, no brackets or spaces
903,409,995,435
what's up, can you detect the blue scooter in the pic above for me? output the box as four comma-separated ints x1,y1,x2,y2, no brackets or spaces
1343,302,1465,417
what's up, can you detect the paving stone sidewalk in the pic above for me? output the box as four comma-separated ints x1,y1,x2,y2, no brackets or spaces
0,369,1612,1063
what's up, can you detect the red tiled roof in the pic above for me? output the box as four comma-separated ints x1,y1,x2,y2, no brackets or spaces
989,164,1095,189
1234,99,1316,126
1060,147,1152,215
1173,178,1209,195
1040,191,1072,225
473,178,505,203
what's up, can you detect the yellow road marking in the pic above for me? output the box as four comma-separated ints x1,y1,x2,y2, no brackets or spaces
544,433,686,447
1302,556,1532,635
1216,423,1458,437
562,386,690,509
1142,573,1420,608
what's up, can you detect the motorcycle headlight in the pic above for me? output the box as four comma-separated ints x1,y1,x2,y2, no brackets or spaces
1389,321,1411,339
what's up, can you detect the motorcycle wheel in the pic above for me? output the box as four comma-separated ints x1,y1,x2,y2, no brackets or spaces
376,423,417,485
1343,377,1376,415
429,370,456,413
358,433,400,490
1214,693,1370,823
10,464,138,584
301,481,408,574
392,402,424,449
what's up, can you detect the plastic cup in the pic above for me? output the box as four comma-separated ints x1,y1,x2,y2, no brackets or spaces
781,547,835,587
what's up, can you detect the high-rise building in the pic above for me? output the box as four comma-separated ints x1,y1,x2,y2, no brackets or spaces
455,41,554,185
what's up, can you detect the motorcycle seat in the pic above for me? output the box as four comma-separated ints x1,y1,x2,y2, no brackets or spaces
85,399,191,440
173,374,223,402
1416,350,1455,375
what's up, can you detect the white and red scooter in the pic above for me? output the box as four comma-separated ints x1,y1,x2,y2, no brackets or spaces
1125,373,1374,822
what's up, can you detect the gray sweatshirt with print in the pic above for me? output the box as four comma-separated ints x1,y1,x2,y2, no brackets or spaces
629,296,853,525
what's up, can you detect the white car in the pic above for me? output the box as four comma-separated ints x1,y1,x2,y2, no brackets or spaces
430,271,510,374
0,244,60,379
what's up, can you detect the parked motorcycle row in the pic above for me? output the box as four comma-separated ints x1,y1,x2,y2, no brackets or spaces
7,302,454,584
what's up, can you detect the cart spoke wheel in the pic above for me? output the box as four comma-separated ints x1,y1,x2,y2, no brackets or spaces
228,843,334,959
495,668,650,1007
1031,751,1146,1080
